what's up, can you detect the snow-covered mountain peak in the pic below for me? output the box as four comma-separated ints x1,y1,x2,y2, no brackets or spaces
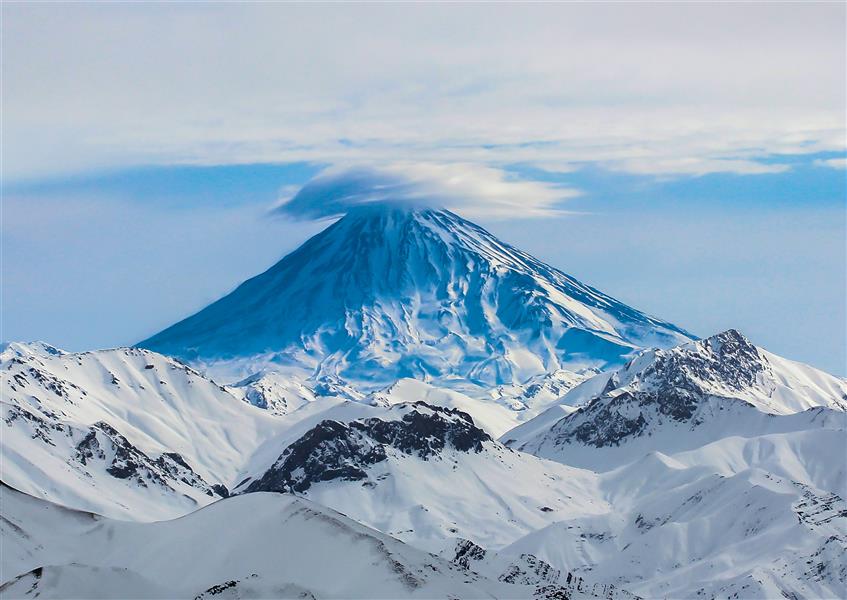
0,340,66,361
602,328,847,415
505,331,847,466
608,328,766,399
139,205,693,386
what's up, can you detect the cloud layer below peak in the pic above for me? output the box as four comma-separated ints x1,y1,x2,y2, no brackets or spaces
273,163,577,220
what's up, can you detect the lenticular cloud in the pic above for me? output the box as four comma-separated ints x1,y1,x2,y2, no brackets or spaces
273,163,578,220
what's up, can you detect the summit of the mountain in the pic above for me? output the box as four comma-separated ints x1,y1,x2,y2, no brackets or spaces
139,205,692,386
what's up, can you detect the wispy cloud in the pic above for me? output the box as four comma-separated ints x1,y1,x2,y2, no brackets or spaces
273,163,577,220
3,3,844,180
613,158,791,178
814,157,847,170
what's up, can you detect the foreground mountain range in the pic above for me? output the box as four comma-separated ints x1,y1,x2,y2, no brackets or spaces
2,206,845,599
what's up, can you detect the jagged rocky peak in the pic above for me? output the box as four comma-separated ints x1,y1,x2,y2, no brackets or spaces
242,402,491,494
510,329,847,453
138,203,693,385
626,328,766,393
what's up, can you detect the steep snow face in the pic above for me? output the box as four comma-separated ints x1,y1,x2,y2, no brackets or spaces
1,485,603,600
139,206,692,386
0,344,281,520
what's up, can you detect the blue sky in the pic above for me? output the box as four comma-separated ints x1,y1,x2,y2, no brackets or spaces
3,3,845,375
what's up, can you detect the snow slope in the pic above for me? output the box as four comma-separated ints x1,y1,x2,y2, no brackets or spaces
139,205,693,386
0,483,610,600
504,453,847,599
225,370,318,416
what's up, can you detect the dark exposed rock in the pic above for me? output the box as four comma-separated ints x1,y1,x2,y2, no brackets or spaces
449,538,641,600
452,539,487,569
353,405,489,457
533,584,572,599
0,566,43,597
4,405,63,446
245,402,491,494
567,394,650,448
499,554,561,586
245,420,384,493
793,483,847,529
71,421,226,499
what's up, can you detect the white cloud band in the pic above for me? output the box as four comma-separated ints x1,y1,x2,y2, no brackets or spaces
4,3,845,180
274,163,578,220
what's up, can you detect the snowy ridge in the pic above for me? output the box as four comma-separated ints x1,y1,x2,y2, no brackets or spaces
139,205,693,386
0,343,280,520
2,333,845,597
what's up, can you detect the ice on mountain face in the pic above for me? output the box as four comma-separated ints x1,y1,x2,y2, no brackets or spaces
5,198,847,599
138,205,693,386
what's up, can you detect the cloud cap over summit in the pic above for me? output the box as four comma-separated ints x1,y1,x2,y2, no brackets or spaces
273,163,578,220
